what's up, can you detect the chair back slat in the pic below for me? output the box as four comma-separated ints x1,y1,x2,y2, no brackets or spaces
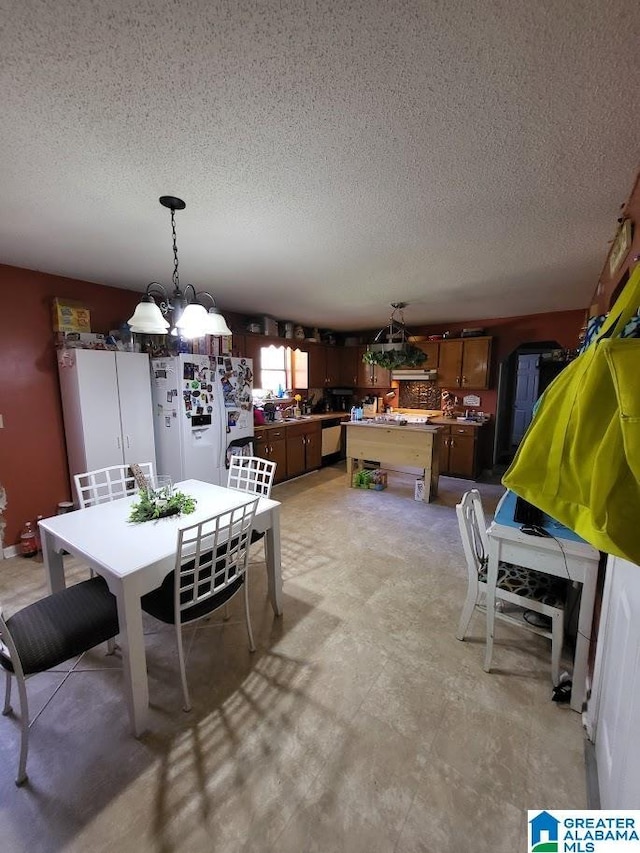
74,463,154,508
456,489,488,591
227,456,276,497
175,498,259,615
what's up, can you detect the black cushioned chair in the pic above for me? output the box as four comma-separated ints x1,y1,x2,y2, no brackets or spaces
0,576,119,785
141,498,259,712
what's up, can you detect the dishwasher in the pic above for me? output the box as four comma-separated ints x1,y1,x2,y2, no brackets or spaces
321,417,346,462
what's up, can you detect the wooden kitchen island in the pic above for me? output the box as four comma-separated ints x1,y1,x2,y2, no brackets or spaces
344,421,442,502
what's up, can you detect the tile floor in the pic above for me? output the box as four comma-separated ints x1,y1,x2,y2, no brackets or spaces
0,465,587,852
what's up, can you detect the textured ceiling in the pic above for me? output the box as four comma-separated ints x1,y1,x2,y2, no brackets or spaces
1,0,639,331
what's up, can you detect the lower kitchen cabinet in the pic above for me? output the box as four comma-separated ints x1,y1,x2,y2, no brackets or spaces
254,427,288,483
439,424,480,478
286,421,322,477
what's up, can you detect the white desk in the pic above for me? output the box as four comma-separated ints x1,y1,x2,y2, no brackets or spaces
486,491,600,712
38,479,282,735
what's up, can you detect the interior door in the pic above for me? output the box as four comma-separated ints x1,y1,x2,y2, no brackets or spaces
595,556,640,807
510,354,539,445
116,352,157,466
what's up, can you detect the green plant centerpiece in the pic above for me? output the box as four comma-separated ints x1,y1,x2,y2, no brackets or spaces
361,344,427,371
129,484,197,523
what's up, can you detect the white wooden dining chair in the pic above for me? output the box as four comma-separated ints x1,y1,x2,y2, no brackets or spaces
74,463,155,509
456,489,567,685
140,498,260,711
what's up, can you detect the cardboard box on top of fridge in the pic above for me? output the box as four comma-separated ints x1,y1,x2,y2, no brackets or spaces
52,297,91,333
55,332,114,350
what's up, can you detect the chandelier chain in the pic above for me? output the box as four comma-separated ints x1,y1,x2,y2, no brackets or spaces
170,209,180,290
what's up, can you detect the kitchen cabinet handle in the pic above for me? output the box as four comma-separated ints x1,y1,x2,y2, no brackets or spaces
126,435,130,448
117,436,121,449
462,375,467,385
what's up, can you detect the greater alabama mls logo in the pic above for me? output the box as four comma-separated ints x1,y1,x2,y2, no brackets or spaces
528,810,640,851
529,811,559,852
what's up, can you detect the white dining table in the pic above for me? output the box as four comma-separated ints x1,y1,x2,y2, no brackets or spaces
38,479,282,735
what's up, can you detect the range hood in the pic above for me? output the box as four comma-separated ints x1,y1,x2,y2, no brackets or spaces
391,368,438,381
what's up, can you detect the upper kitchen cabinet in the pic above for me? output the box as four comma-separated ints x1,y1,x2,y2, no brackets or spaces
414,341,440,370
337,346,359,386
58,349,156,498
357,347,391,388
307,344,359,388
307,343,327,388
437,337,492,389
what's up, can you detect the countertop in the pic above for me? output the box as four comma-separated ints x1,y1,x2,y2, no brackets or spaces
254,412,487,430
255,412,350,430
343,420,441,433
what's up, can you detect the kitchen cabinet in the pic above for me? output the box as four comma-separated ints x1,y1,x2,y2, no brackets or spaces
325,345,342,386
254,426,288,483
58,349,156,497
307,344,359,388
307,344,327,388
437,337,492,389
438,424,480,478
357,347,391,388
415,341,440,371
286,421,322,476
338,346,359,386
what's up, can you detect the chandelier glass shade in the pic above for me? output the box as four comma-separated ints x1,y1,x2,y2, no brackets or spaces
127,196,231,338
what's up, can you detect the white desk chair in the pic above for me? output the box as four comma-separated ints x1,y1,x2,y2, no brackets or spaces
74,463,155,509
141,498,259,711
456,489,567,685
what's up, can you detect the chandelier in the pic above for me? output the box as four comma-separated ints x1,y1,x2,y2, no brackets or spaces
127,196,232,338
370,302,413,353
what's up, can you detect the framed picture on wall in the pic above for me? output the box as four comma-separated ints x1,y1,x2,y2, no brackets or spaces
608,218,633,277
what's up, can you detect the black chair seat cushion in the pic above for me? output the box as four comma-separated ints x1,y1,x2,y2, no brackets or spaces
0,576,119,676
141,549,245,625
250,530,265,544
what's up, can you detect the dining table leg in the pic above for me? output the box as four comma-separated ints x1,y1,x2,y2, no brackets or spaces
114,580,150,736
483,536,499,673
41,529,66,593
263,505,283,616
571,571,597,713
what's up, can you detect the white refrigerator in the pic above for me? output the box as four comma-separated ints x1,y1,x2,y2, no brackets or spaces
150,354,254,486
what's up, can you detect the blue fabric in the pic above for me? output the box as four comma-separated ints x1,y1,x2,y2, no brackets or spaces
494,489,587,543
578,314,607,354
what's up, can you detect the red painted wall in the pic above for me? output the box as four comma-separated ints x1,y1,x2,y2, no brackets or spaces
0,262,585,550
590,168,640,313
0,265,140,548
407,307,585,419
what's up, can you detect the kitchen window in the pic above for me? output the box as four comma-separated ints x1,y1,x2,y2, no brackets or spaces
256,345,308,394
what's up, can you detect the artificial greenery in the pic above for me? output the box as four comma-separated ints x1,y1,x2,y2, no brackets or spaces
353,470,374,487
129,488,197,522
361,344,427,370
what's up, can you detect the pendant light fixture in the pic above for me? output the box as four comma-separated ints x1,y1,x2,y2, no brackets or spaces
127,196,232,338
370,302,412,353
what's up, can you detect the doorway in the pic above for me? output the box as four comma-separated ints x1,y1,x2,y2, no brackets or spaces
510,354,539,447
493,341,563,467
